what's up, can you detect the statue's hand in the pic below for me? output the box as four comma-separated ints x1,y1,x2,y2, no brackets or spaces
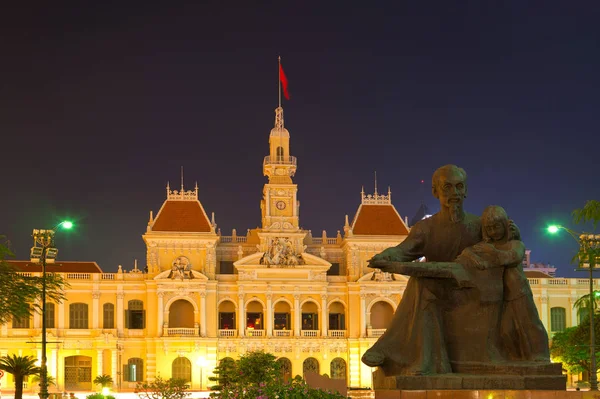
368,247,401,273
370,247,401,263
470,242,496,256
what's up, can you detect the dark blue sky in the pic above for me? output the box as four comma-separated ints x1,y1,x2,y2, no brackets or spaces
2,2,599,275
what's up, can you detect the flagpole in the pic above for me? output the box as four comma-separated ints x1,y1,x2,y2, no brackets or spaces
278,55,281,108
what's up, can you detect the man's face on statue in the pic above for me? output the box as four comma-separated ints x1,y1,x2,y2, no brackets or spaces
435,171,466,207
434,170,467,222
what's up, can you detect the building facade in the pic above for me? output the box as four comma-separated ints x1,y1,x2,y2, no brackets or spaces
0,105,591,393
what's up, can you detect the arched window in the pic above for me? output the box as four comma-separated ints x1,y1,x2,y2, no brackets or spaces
277,358,292,383
550,307,566,331
172,357,192,382
579,308,589,325
124,358,143,382
12,307,30,329
370,301,394,329
330,358,347,381
276,146,284,162
126,300,145,329
168,300,195,328
69,303,88,329
45,303,55,328
303,357,319,377
103,303,115,329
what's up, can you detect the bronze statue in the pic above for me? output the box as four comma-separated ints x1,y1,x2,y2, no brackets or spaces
363,165,560,390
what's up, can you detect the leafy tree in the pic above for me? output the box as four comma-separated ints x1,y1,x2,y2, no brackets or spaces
0,236,68,324
93,374,114,388
0,354,41,399
208,357,237,391
136,376,190,399
551,313,600,376
209,351,346,399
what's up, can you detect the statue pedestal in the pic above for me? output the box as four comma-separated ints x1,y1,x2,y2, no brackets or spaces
373,362,566,391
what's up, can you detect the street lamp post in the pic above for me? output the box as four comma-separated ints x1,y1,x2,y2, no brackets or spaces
196,357,209,391
31,221,72,399
548,225,600,391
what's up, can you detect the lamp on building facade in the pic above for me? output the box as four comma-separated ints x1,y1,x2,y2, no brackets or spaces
548,225,600,390
30,221,72,399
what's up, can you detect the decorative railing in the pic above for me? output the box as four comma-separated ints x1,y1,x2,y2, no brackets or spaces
246,329,264,337
548,279,568,285
163,327,199,337
367,328,386,338
218,329,237,337
101,273,115,280
263,156,297,166
329,330,346,338
301,330,319,337
66,273,91,280
274,330,292,337
220,236,247,243
311,238,340,245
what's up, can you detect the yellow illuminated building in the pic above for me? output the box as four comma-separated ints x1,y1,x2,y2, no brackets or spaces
0,105,592,393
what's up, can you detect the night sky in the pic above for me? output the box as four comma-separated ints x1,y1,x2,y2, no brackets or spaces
2,2,599,276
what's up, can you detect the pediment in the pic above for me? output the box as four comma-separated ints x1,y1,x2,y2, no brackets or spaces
357,271,408,283
154,269,208,281
234,251,331,281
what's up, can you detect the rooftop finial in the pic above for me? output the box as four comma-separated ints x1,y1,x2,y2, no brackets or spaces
374,171,378,195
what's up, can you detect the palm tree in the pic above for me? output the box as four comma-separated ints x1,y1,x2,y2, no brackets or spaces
573,291,600,320
93,374,114,388
0,354,41,399
31,370,57,388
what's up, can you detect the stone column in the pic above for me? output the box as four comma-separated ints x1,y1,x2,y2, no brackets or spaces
157,292,164,337
92,291,100,329
50,348,58,379
97,349,103,377
116,292,124,336
541,296,549,331
570,294,579,327
58,302,65,329
200,292,207,337
33,306,41,329
266,293,273,337
360,294,367,338
294,294,301,337
238,294,245,337
321,294,328,337
111,349,118,385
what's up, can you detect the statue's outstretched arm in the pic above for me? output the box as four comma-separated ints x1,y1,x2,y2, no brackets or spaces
368,222,427,273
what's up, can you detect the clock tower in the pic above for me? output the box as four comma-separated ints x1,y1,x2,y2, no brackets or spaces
261,106,299,231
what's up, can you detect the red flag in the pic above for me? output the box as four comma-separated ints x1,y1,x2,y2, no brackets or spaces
279,64,290,100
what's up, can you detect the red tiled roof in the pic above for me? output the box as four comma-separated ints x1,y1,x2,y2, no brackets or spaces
524,270,554,278
152,200,212,232
352,205,409,235
7,261,103,273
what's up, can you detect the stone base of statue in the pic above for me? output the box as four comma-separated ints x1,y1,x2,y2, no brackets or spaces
373,362,566,391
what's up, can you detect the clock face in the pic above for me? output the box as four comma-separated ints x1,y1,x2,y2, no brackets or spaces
275,201,286,210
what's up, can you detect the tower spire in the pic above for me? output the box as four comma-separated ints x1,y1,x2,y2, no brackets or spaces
278,55,282,108
181,166,184,192
374,171,378,195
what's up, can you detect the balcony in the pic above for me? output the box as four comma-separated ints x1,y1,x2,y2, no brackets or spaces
263,156,297,166
367,328,386,338
273,330,292,337
328,330,346,338
246,328,265,337
163,327,199,337
218,329,237,337
301,330,319,338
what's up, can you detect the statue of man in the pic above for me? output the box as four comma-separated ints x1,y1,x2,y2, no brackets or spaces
362,164,483,376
